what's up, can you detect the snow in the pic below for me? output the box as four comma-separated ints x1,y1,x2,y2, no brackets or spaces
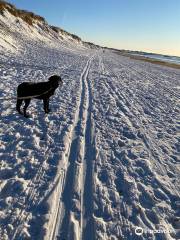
0,9,180,240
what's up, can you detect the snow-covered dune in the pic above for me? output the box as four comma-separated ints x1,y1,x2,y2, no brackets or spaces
0,2,180,240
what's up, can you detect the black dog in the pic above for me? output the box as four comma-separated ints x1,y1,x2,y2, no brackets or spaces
16,75,62,117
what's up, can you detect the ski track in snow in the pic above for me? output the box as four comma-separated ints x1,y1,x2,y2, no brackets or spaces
55,56,94,240
0,13,180,240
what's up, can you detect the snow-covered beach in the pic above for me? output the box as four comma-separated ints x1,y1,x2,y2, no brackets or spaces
0,4,180,240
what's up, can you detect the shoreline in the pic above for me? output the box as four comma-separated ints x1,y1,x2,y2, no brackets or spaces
127,54,180,70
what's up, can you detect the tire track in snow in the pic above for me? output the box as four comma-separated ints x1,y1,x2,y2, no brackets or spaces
51,56,94,240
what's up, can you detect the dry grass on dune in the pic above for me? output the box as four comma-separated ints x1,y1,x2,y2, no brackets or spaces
0,0,45,25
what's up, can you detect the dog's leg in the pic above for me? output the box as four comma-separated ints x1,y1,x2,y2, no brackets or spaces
47,98,50,112
16,99,23,114
23,99,31,118
43,98,50,113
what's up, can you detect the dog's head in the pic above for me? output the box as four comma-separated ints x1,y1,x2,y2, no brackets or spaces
48,75,63,88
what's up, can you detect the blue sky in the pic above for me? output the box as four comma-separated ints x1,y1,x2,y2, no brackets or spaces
8,0,180,56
